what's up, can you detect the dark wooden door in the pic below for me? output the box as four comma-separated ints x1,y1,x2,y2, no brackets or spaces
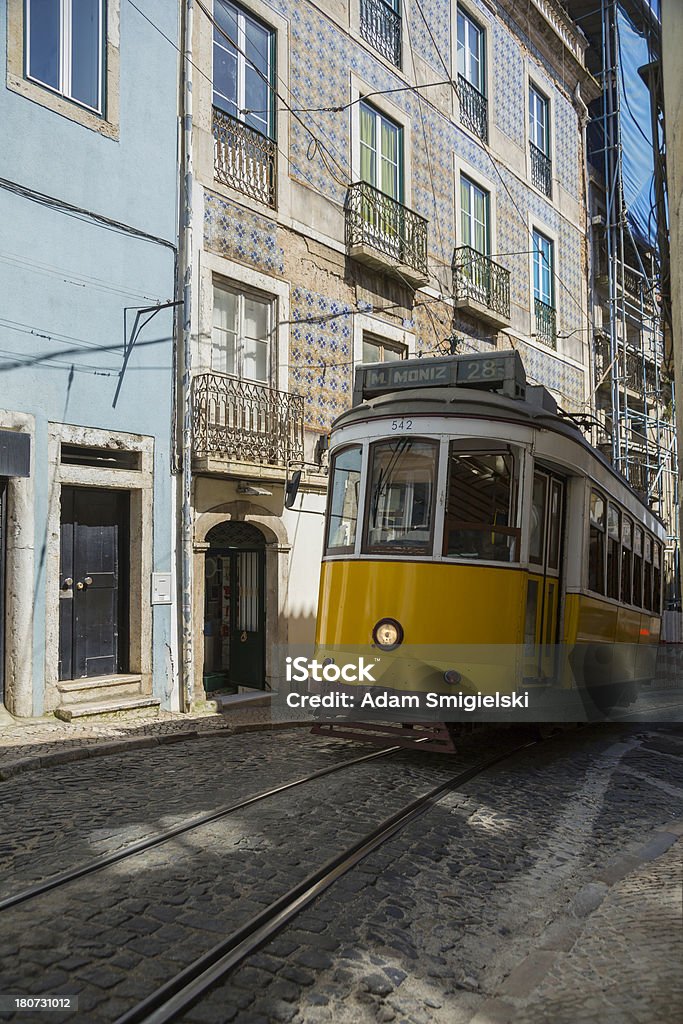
59,487,129,680
230,549,265,688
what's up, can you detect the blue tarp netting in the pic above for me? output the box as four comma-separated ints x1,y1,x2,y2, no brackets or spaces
617,1,661,251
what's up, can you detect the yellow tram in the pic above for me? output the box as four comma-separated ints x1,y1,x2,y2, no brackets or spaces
313,352,664,737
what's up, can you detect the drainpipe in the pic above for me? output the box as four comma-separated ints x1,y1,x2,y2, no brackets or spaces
180,0,194,711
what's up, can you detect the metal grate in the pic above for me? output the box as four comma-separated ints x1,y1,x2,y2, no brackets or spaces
452,246,510,319
360,0,402,68
534,298,557,348
530,142,552,197
193,374,304,465
457,75,488,143
207,521,265,548
213,107,277,209
345,181,428,279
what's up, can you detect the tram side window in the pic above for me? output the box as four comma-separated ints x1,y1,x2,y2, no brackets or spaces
633,527,643,607
325,446,362,553
443,445,519,562
643,535,653,612
588,490,606,594
606,503,620,600
621,517,633,605
653,543,662,614
364,439,438,554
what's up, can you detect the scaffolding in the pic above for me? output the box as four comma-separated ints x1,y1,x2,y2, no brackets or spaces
569,0,679,602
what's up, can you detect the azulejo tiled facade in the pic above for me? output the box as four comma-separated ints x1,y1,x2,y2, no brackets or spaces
204,194,285,276
200,0,592,432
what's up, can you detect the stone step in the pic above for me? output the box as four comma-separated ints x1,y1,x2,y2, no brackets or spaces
54,696,161,722
56,674,143,706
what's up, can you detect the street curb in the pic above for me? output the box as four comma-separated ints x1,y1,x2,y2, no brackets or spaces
0,719,316,780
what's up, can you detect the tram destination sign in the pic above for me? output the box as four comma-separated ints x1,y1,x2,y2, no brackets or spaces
354,351,526,405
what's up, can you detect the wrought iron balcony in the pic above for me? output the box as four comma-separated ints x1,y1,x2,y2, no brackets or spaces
360,0,402,68
452,246,510,327
457,74,488,143
530,142,552,197
213,106,277,209
192,373,304,466
345,181,428,286
534,298,557,348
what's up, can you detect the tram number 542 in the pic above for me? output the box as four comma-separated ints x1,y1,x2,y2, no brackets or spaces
391,419,413,431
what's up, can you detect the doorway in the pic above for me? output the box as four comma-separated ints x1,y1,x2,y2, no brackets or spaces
203,522,266,692
524,469,565,682
59,487,129,680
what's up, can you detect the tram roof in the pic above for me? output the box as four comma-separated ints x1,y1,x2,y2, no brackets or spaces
332,385,663,525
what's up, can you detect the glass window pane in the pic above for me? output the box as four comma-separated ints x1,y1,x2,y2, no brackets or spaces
244,16,270,73
214,1,238,45
456,13,466,78
530,473,547,564
213,287,237,331
362,339,382,363
360,104,376,186
326,447,362,553
212,287,237,375
444,446,518,563
243,295,269,340
365,440,438,554
245,68,269,135
242,337,268,381
28,0,61,91
70,0,101,109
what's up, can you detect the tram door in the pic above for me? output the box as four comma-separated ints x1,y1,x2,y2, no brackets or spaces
525,470,565,681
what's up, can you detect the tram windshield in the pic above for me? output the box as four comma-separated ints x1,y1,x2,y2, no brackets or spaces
443,443,519,562
364,439,438,554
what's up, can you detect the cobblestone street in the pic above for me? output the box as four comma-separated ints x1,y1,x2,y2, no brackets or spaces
0,722,681,1024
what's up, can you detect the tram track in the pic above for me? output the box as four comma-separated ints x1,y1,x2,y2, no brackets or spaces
112,738,538,1024
0,742,405,914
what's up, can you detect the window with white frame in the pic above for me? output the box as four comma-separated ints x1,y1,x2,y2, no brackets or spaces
362,333,407,363
360,101,403,200
456,8,487,141
529,83,552,196
457,8,485,94
212,283,273,384
25,0,104,113
529,85,549,155
533,229,556,346
213,1,275,140
533,230,554,307
460,174,490,255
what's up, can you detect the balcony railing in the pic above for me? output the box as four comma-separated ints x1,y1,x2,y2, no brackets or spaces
345,181,428,281
193,374,304,466
534,298,557,348
360,0,402,68
594,335,658,394
213,107,277,209
457,75,488,143
530,142,552,197
452,246,510,320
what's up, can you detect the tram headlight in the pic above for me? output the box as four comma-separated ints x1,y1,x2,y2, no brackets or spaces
372,618,404,651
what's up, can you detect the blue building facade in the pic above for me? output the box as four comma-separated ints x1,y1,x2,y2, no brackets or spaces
0,0,179,717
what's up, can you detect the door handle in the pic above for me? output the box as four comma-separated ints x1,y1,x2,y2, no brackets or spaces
83,576,93,586
62,578,73,589
76,581,84,590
